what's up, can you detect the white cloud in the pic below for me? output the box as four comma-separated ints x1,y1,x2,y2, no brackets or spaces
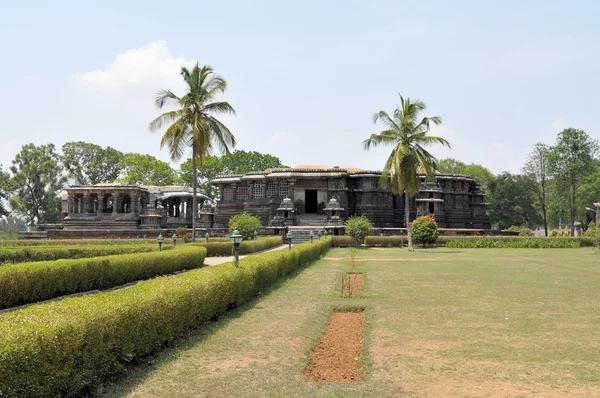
551,118,568,133
72,41,195,90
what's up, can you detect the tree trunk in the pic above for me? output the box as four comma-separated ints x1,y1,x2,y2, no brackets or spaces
405,190,414,252
542,203,548,237
192,147,197,242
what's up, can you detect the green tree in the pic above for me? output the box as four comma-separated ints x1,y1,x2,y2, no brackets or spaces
8,143,66,225
0,165,9,218
344,215,373,246
179,150,287,198
487,172,541,230
548,128,599,235
228,212,261,240
577,159,600,228
117,153,179,185
410,215,439,247
363,95,450,251
522,143,550,236
0,214,28,239
62,141,124,185
149,63,236,241
436,158,496,193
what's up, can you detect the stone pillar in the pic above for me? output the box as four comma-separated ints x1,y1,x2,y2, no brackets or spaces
136,196,142,215
248,182,255,199
83,193,90,214
67,193,73,216
97,193,104,215
112,194,118,215
219,186,224,201
288,179,296,201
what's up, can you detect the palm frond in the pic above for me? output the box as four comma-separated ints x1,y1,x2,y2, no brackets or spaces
154,89,181,109
203,101,236,116
148,109,187,132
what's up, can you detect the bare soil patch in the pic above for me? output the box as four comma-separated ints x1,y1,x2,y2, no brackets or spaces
324,257,344,261
304,310,365,382
345,272,363,293
348,260,361,266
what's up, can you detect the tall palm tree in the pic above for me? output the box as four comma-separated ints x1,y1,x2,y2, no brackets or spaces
149,63,236,241
363,95,450,251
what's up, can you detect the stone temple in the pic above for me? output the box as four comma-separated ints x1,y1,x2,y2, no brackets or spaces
37,164,489,239
210,165,491,231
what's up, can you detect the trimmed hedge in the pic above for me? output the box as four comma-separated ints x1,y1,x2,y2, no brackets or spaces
0,244,173,265
440,236,594,248
0,238,330,397
0,246,207,310
193,236,283,256
331,236,355,247
365,236,405,247
0,239,158,246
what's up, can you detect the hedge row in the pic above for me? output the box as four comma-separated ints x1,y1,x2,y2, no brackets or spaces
365,236,405,247
440,236,594,248
193,236,283,256
0,246,207,310
0,244,174,265
0,239,158,246
0,238,330,397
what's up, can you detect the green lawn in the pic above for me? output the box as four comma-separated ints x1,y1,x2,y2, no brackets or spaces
102,248,600,397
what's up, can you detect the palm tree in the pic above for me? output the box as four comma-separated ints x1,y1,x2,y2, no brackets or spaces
149,63,236,241
363,95,450,251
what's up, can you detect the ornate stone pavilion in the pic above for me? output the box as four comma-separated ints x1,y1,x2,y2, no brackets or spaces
62,184,211,230
210,165,491,230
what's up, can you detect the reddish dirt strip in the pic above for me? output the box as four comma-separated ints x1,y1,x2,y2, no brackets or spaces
304,310,365,382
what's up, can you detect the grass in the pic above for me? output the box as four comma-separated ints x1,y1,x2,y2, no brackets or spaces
101,247,600,397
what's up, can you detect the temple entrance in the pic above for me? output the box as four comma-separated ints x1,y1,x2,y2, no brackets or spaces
305,190,318,214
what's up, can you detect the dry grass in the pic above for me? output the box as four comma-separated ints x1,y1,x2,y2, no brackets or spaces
102,247,600,397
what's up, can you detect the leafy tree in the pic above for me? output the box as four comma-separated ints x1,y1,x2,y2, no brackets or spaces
117,153,179,186
522,143,550,236
576,159,600,227
0,165,9,218
228,212,261,240
0,214,28,239
8,143,65,225
179,150,286,198
149,63,236,241
436,158,496,193
62,141,124,185
548,128,599,235
487,172,540,230
344,215,373,246
410,215,439,247
363,94,450,251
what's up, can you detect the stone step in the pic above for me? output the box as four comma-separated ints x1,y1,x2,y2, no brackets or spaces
288,227,326,243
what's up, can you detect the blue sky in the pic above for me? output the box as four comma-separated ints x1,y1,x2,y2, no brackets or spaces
1,0,599,175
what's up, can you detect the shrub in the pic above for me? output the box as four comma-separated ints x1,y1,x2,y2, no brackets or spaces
507,225,533,236
0,244,171,265
331,235,355,247
364,236,404,247
229,212,262,240
0,245,206,310
344,215,373,246
583,222,597,238
0,238,330,397
441,236,593,248
0,239,158,247
410,215,439,247
192,236,282,256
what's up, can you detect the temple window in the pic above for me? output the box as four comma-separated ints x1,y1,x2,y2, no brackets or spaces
266,182,277,198
253,182,265,199
236,185,250,200
279,180,289,198
223,188,233,201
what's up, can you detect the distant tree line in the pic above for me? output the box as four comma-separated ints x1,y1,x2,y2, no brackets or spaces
437,128,599,235
0,141,286,229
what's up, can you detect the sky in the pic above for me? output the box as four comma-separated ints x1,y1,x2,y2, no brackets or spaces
1,0,599,175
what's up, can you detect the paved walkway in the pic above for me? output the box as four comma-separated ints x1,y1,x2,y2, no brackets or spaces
203,244,288,266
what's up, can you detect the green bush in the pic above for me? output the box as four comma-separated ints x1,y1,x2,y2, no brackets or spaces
410,215,439,246
364,236,404,247
441,236,593,248
0,238,330,397
229,212,262,240
0,246,207,310
0,244,172,265
583,222,597,238
331,235,355,247
506,225,533,236
192,236,282,256
0,239,158,246
344,215,373,246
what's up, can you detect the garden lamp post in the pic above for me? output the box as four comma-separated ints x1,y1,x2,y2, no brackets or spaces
318,230,321,240
254,230,258,240
287,230,293,250
310,230,314,243
229,227,243,266
205,231,209,242
157,233,164,251
172,233,177,247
